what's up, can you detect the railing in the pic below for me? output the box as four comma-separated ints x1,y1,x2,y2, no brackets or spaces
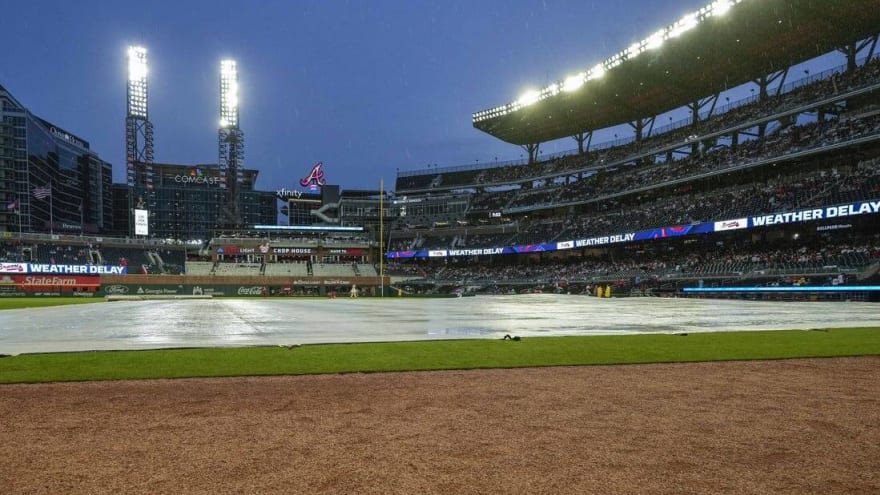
415,262,877,285
1,231,195,248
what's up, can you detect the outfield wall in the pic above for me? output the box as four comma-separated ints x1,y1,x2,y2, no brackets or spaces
97,275,390,297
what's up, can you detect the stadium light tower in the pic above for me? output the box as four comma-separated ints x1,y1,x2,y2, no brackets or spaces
126,45,155,237
218,59,244,227
126,46,154,189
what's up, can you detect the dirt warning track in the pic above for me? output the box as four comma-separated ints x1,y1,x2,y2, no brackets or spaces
1,357,878,494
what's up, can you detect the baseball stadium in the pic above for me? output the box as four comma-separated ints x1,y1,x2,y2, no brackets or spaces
2,0,880,493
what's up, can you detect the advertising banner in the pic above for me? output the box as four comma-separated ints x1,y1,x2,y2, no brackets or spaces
326,248,366,256
749,200,880,228
379,199,879,260
1,274,99,292
134,208,149,236
272,247,313,255
714,218,748,231
445,248,505,256
0,262,28,274
0,264,128,275
100,284,270,297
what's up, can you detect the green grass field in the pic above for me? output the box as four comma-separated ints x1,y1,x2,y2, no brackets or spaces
0,297,105,311
1,327,878,384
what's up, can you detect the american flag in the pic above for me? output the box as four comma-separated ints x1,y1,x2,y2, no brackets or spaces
32,185,51,200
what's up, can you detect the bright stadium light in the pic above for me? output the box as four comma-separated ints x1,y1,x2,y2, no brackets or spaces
589,64,605,79
221,59,237,76
606,55,623,70
128,46,148,82
646,29,666,50
517,89,542,107
220,59,239,128
710,0,732,17
627,42,642,59
127,45,148,119
563,73,586,92
669,12,698,38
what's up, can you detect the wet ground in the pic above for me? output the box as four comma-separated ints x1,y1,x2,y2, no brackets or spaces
1,294,878,355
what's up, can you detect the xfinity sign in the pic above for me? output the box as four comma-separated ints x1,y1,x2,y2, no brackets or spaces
276,188,304,201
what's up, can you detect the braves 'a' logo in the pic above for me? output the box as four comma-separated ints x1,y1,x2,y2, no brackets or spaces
300,162,327,188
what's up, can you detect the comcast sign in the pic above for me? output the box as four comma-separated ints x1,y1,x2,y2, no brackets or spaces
174,175,220,185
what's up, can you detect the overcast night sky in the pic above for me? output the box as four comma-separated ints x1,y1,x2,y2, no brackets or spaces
1,0,843,192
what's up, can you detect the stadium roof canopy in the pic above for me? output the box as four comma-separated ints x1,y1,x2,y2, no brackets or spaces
472,0,880,145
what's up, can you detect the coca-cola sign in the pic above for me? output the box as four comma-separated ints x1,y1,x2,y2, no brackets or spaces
237,286,264,296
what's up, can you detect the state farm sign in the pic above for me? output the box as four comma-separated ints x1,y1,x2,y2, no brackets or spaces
6,275,100,291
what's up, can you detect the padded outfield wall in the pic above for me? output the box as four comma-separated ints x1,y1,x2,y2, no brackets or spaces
0,261,389,297
97,275,390,298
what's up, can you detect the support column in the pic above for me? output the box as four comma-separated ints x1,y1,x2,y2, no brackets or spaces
521,143,540,164
751,71,785,140
688,94,718,127
572,131,592,155
840,43,858,72
839,36,879,73
629,117,654,143
752,70,786,102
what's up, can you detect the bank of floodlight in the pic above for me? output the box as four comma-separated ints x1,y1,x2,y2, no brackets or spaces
670,12,699,38
220,59,239,129
128,46,148,81
646,29,666,50
563,73,586,92
627,42,642,60
127,46,148,118
605,55,624,70
471,0,746,124
517,89,542,107
710,0,732,17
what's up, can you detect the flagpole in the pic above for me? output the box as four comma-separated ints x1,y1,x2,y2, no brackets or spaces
49,180,54,235
379,177,384,298
17,198,22,239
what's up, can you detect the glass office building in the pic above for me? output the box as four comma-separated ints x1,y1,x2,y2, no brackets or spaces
0,84,113,235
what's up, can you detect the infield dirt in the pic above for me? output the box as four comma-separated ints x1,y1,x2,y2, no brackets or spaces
2,357,878,494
